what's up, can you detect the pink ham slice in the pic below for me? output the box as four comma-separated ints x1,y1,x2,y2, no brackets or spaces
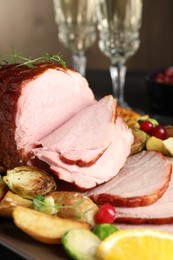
33,116,133,190
85,151,172,207
36,96,117,166
114,160,173,224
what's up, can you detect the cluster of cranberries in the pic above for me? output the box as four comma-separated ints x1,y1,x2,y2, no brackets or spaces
153,67,173,84
140,119,167,140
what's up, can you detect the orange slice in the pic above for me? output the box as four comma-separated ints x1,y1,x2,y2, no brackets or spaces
96,229,173,260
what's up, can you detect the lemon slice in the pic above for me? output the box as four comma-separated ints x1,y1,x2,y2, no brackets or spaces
96,229,173,260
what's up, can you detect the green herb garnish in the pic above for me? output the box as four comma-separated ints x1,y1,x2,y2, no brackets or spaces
31,195,89,220
1,47,67,70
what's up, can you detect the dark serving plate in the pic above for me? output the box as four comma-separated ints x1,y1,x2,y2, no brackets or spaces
0,219,70,260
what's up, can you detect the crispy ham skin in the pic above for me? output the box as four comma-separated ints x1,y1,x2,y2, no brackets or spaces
85,151,172,207
33,116,133,190
0,63,95,168
36,96,117,166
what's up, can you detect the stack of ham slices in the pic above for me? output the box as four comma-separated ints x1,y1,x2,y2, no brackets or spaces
85,152,173,230
0,62,173,232
33,95,134,189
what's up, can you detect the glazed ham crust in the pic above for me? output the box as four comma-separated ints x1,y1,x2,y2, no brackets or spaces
0,63,95,168
0,63,56,168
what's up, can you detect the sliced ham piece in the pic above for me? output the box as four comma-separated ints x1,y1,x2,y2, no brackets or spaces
114,160,173,224
85,151,172,207
0,63,95,168
36,96,117,166
33,116,133,189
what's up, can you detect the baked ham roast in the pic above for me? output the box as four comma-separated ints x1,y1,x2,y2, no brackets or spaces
1,61,173,231
85,151,172,206
0,62,133,190
0,63,95,169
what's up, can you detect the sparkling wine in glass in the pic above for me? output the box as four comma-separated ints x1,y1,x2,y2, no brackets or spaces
53,0,97,76
96,0,143,107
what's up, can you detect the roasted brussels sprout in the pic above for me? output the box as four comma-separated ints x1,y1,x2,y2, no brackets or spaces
3,166,57,199
131,128,148,154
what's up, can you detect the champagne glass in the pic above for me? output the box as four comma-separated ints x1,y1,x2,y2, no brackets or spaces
96,0,143,107
53,0,97,76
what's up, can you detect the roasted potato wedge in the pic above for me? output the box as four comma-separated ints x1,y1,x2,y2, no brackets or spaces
49,191,98,226
3,166,57,199
0,175,8,201
13,206,90,244
0,191,32,218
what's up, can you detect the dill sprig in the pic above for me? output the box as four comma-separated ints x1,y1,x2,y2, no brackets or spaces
2,47,67,70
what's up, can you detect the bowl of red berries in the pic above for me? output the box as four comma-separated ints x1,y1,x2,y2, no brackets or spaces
146,66,173,115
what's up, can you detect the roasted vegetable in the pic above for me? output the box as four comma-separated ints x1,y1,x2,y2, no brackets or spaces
146,136,165,154
165,126,173,138
92,224,120,240
0,190,32,218
32,195,58,215
163,137,173,156
117,106,141,128
3,166,57,199
62,229,101,260
131,128,148,154
13,206,90,244
48,191,99,226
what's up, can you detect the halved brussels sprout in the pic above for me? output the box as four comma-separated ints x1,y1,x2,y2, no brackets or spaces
131,128,148,154
3,166,57,199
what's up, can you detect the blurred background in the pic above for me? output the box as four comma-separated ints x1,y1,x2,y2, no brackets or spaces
0,0,172,72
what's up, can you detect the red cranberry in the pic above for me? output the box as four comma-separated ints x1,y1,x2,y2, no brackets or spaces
140,120,154,134
151,125,167,140
97,204,116,224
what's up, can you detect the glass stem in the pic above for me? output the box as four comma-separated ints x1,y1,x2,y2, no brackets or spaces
72,54,87,77
109,64,127,106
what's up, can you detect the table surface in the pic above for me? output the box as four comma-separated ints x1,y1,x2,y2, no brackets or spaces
0,69,173,259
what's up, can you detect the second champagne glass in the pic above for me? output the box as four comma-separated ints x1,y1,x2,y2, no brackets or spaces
96,0,143,107
53,0,97,76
